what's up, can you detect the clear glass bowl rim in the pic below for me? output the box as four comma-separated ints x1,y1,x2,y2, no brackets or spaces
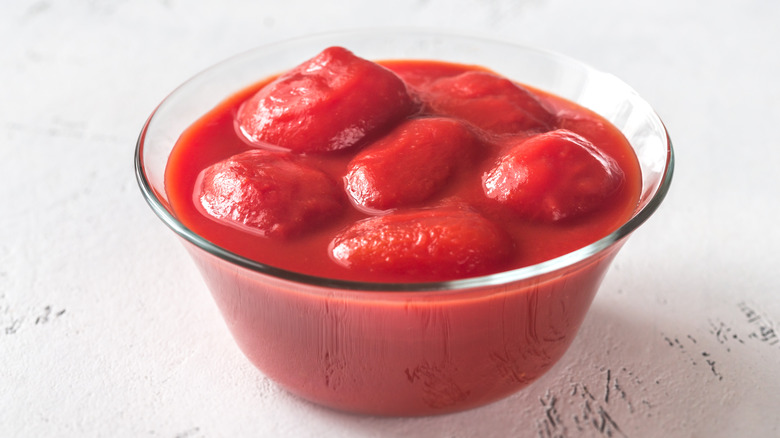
134,28,675,293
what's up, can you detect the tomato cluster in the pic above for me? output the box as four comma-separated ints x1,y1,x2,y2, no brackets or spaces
195,47,628,280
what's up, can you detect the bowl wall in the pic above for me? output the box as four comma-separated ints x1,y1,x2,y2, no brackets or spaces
185,238,622,415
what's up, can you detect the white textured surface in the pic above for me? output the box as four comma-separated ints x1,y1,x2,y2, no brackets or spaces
2,1,779,436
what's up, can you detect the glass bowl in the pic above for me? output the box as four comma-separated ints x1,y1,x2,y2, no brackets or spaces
135,29,674,416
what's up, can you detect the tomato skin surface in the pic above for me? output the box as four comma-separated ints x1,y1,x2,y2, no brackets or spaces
236,46,416,153
166,52,642,282
329,205,513,281
344,117,479,211
482,129,625,222
198,149,344,238
425,71,555,135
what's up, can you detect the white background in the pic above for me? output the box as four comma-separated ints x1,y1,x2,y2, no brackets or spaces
2,0,779,436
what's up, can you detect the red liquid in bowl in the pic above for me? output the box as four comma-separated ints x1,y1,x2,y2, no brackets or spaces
165,53,641,283
187,242,621,415
162,48,642,415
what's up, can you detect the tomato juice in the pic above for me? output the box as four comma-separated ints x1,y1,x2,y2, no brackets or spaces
164,47,641,283
157,46,647,415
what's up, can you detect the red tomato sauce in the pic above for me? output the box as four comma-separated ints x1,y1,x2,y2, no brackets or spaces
165,48,641,283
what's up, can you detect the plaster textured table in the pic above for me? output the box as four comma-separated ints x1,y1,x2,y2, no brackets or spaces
2,1,779,436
